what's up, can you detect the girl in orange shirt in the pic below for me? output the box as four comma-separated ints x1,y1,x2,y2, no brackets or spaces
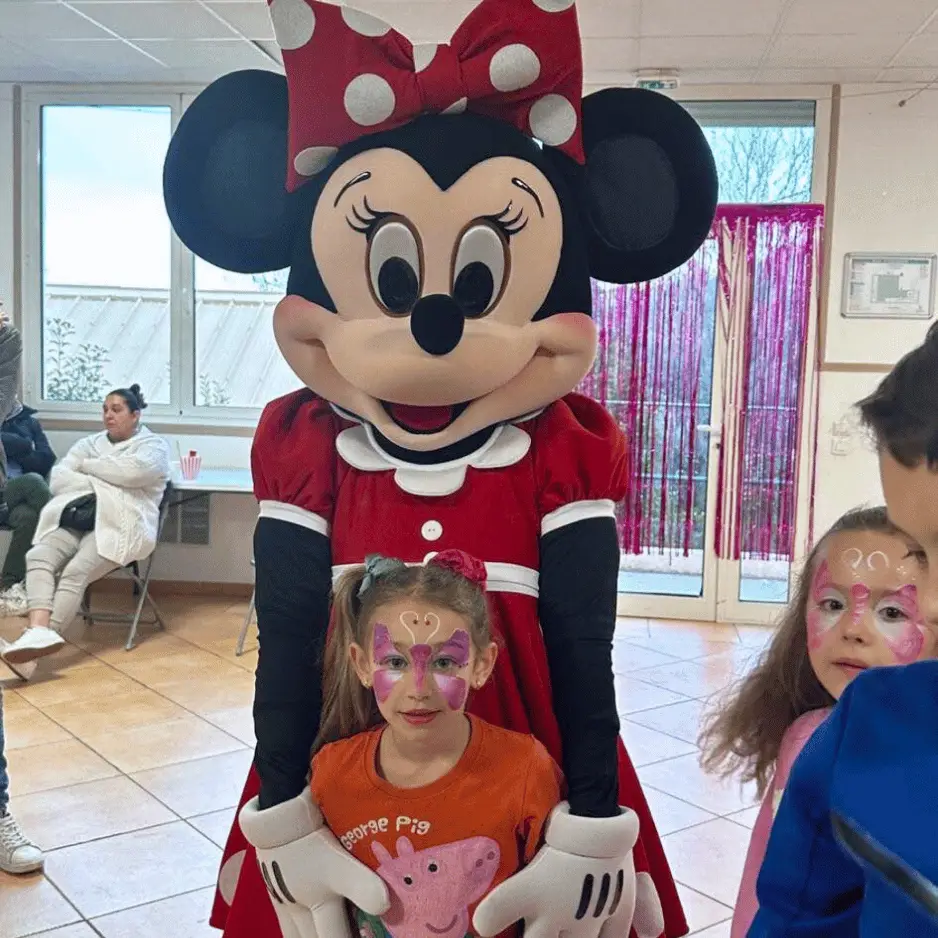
309,549,563,938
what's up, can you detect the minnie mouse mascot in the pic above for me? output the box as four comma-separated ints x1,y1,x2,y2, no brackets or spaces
163,1,717,936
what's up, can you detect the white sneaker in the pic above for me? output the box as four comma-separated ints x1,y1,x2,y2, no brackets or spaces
0,582,27,617
0,638,37,681
1,626,65,665
0,811,44,874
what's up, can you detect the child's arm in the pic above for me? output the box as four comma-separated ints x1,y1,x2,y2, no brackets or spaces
750,698,864,937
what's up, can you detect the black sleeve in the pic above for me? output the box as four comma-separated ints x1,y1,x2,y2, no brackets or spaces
253,516,332,810
19,422,56,478
1,431,31,460
538,516,621,819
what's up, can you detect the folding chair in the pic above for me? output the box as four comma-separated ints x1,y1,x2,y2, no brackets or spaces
81,482,174,651
236,558,255,656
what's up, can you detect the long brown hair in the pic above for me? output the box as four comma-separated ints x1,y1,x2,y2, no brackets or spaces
312,559,492,757
699,506,897,796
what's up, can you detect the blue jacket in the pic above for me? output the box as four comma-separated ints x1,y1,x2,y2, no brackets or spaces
1,405,55,480
750,660,938,937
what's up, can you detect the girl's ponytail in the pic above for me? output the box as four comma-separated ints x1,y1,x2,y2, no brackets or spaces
312,567,382,756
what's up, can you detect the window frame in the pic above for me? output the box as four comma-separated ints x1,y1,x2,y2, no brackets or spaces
20,85,267,429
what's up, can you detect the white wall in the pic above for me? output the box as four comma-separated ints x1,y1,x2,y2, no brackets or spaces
813,85,938,536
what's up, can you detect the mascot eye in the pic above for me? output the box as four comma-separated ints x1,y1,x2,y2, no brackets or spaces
368,220,422,316
452,224,508,319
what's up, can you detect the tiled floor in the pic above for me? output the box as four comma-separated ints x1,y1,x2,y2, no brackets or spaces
0,595,773,938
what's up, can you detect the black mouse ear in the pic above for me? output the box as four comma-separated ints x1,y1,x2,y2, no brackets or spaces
580,88,718,284
163,69,294,274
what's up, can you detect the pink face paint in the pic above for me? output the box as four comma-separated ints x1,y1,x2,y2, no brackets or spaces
409,644,432,692
372,624,404,704
432,630,471,711
807,560,843,650
849,583,871,626
875,584,926,664
437,631,470,667
435,674,469,710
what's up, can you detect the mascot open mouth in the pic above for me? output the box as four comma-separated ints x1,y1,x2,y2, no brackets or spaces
382,401,471,434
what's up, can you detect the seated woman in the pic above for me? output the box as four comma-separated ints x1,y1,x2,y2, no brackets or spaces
0,384,170,674
0,397,56,616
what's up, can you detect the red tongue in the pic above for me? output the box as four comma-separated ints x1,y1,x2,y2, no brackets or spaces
387,404,455,433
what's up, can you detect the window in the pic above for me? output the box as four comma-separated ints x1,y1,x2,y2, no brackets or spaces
40,104,173,405
683,100,816,204
22,90,302,423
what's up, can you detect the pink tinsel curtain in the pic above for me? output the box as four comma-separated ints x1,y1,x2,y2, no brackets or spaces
714,204,823,561
580,203,823,562
580,240,717,556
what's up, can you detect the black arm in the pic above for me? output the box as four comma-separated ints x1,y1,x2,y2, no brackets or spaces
253,516,332,810
1,431,31,461
538,516,621,818
19,421,56,479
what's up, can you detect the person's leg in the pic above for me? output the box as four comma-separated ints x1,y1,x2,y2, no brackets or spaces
0,687,43,873
0,529,81,667
1,474,51,590
48,532,120,634
25,527,80,627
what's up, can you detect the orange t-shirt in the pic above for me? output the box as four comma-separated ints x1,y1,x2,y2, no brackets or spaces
310,715,563,938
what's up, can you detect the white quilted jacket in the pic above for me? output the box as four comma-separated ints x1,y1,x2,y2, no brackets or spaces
34,426,171,566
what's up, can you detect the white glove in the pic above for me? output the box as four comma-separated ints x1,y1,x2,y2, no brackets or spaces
239,789,390,938
473,802,661,938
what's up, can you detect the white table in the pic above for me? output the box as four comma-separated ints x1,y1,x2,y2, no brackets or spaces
171,467,253,495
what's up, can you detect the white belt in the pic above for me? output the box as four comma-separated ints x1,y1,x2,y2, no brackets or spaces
331,560,539,598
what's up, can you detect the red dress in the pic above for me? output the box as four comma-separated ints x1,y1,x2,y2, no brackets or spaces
211,391,687,938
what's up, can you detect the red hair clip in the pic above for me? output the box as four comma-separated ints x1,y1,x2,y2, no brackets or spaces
428,550,487,590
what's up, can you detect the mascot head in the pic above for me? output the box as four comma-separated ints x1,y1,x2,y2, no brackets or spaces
164,0,717,456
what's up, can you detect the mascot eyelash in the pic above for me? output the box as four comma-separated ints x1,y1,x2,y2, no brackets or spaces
346,196,395,236
484,203,528,237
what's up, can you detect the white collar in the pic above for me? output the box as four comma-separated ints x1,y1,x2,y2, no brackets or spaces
336,420,531,496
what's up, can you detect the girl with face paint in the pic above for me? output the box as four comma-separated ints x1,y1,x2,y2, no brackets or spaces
307,550,563,938
698,506,938,938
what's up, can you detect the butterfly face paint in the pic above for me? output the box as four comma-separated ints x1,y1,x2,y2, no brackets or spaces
372,623,406,704
369,620,474,711
432,631,471,710
872,584,926,664
807,560,842,650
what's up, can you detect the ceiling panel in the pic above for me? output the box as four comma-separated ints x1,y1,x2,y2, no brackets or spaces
640,0,786,38
132,38,273,69
577,0,640,39
755,66,884,84
28,38,160,72
0,1,110,39
766,33,911,69
881,65,938,80
582,38,639,72
892,32,938,66
69,1,240,40
1,0,938,85
207,1,277,39
639,36,769,70
782,0,938,36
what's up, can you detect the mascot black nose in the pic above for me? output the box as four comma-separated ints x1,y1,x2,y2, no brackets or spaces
410,294,465,356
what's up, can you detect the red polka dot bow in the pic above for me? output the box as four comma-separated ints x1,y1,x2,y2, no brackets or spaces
268,0,585,191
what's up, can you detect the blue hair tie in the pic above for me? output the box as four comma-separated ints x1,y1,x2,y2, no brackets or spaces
358,554,407,598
